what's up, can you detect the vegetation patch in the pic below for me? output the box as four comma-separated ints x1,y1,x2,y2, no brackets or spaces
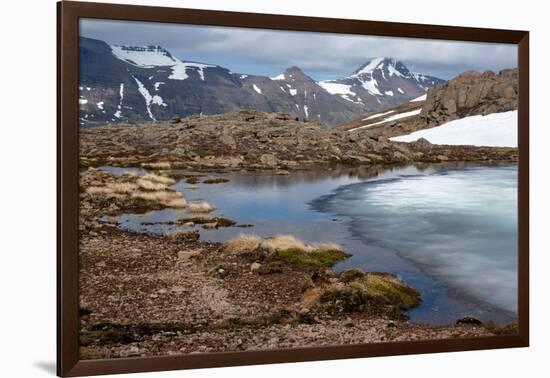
223,234,262,254
141,161,172,170
319,269,421,316
188,201,216,213
202,177,230,184
178,216,236,227
185,176,200,184
275,248,347,269
85,172,186,211
222,234,349,269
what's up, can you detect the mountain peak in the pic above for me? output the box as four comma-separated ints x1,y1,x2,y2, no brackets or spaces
271,66,312,81
352,57,407,77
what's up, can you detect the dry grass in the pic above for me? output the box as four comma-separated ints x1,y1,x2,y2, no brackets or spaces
141,173,175,186
108,182,139,193
260,235,342,253
223,234,262,254
188,201,215,213
131,191,187,208
86,182,138,197
87,186,117,197
137,178,167,191
141,162,172,170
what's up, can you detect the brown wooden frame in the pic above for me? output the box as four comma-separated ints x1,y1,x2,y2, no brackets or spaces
57,1,529,376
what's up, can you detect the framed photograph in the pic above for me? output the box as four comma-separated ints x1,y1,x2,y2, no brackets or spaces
57,1,529,376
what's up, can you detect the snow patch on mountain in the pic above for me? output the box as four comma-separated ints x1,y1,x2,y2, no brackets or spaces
353,58,384,76
252,84,262,94
391,111,517,147
318,82,354,96
114,83,124,119
133,76,167,121
169,61,215,81
111,45,176,67
271,73,286,81
111,44,215,82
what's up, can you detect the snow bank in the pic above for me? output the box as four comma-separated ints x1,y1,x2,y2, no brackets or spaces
410,94,427,102
349,108,421,132
363,110,395,121
390,111,517,147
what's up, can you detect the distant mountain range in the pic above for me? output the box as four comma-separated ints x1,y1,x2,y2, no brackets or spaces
78,37,445,127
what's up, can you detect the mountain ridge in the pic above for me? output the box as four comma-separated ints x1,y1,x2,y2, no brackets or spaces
78,37,445,127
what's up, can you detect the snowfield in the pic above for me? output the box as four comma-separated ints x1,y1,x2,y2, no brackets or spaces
390,110,517,147
111,45,177,67
111,44,214,81
349,108,422,132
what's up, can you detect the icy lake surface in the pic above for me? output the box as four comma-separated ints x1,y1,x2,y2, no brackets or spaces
102,163,518,325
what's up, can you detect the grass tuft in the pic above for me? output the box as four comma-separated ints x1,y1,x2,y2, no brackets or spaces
223,234,262,254
188,201,215,213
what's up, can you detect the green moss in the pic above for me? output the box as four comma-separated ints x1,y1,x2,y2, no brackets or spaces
275,248,348,269
361,273,421,310
202,177,230,184
320,272,421,315
177,216,236,227
340,268,366,283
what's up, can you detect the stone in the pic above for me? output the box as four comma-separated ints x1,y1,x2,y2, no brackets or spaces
219,133,236,148
177,249,201,261
260,154,278,167
456,317,483,326
250,262,261,272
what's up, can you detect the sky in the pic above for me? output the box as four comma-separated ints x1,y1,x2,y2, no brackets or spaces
80,19,517,81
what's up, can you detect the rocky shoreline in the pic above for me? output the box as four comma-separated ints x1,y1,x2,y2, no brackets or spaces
78,167,515,360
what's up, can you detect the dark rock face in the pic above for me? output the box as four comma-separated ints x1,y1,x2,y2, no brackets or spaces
78,38,444,127
419,69,518,127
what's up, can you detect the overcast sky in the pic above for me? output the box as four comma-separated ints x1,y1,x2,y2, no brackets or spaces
80,19,517,81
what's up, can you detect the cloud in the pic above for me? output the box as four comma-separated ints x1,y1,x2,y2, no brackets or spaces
80,19,517,80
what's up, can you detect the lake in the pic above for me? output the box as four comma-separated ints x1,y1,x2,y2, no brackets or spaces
100,163,518,325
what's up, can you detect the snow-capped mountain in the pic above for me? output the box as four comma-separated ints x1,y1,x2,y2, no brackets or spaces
318,58,444,110
78,37,444,127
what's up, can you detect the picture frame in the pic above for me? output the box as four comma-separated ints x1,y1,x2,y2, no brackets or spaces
57,1,529,376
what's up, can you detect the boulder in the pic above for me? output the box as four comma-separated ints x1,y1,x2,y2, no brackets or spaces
260,153,278,167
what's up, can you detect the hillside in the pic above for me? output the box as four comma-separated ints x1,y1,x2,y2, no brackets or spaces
78,37,444,127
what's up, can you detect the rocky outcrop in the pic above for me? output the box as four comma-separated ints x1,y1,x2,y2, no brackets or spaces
419,68,518,127
80,109,517,171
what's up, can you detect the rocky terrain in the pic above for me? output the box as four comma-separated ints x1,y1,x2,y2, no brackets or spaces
338,68,518,139
79,37,443,127
78,168,511,360
80,109,517,173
